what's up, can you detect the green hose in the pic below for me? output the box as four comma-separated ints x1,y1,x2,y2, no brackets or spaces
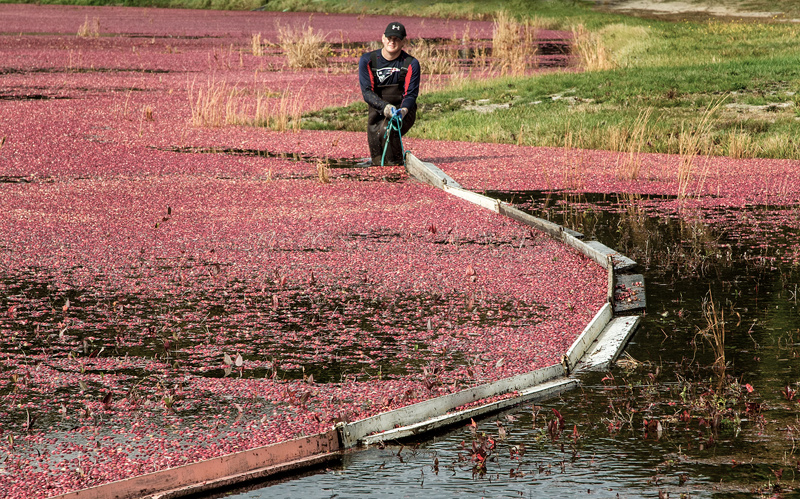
380,111,404,167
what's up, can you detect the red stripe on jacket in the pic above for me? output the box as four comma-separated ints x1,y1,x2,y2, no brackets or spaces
403,64,413,99
368,61,375,91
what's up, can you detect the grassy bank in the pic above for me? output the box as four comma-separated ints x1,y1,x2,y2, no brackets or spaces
300,6,800,160
306,47,800,158
416,56,800,158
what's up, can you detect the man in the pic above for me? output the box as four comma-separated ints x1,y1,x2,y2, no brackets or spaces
358,22,421,166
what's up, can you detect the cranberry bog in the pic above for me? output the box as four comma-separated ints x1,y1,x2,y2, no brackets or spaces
3,4,800,498
0,5,608,498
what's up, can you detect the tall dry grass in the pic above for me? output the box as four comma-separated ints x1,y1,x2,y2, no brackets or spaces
251,33,264,57
724,126,756,159
188,78,301,131
492,11,538,76
409,39,457,75
760,133,800,158
269,87,303,132
698,291,726,388
277,24,330,69
188,78,236,128
316,158,331,184
571,24,615,71
562,123,586,191
616,108,653,180
77,16,100,38
677,99,724,203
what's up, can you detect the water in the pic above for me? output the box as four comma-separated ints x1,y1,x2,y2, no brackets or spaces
3,183,798,496
329,36,573,71
224,190,800,498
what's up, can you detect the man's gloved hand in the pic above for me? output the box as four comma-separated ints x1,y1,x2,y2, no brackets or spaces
383,104,396,118
399,107,408,118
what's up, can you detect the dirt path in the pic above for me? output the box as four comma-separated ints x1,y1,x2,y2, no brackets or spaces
597,0,796,21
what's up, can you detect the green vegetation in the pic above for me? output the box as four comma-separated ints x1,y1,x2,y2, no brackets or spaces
414,54,800,158
307,51,800,158
299,3,800,160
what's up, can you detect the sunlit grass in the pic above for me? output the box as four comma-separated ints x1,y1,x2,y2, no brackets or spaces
188,78,301,131
412,54,800,159
77,15,100,38
251,32,264,57
277,23,330,69
492,11,538,76
408,38,457,75
571,23,614,71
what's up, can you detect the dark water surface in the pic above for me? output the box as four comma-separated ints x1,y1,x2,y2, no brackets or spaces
227,191,800,498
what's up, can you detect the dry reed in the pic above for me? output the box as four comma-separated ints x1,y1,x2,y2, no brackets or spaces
492,11,538,76
142,105,155,122
188,75,303,131
617,108,653,180
77,16,100,38
562,124,585,190
251,33,264,57
277,24,330,69
188,79,252,128
271,87,303,132
677,99,724,202
188,78,232,128
571,24,615,71
698,291,726,388
725,126,756,159
316,158,331,184
409,39,457,75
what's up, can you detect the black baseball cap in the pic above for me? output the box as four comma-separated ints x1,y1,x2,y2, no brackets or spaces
384,22,407,39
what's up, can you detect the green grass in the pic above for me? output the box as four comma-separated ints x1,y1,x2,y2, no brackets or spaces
299,3,800,160
306,50,800,158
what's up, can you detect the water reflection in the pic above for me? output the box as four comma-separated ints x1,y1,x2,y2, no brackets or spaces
226,190,800,498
